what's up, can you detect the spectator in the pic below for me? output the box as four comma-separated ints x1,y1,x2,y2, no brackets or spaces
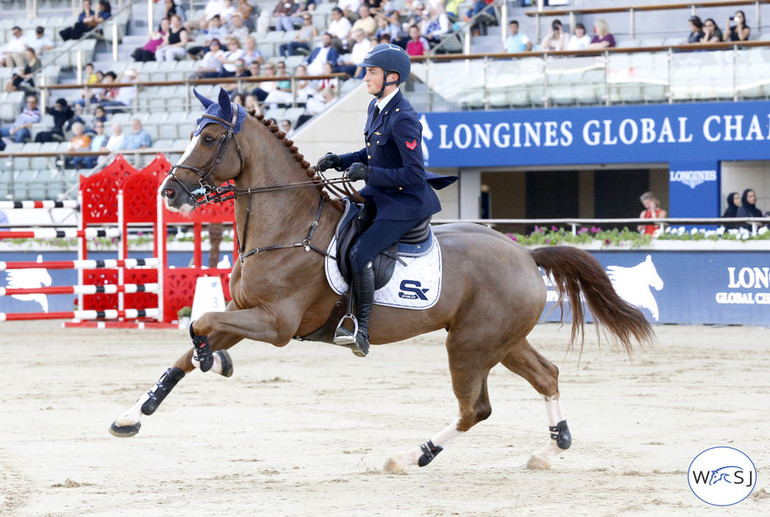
296,87,335,127
280,119,293,138
92,105,108,126
264,61,294,108
237,0,255,30
701,18,723,43
99,69,137,111
421,5,450,46
293,63,317,102
60,0,107,41
232,92,246,105
229,13,250,43
106,123,125,151
505,20,532,53
736,189,764,221
165,0,186,24
123,119,152,150
67,122,92,169
132,17,170,62
242,36,264,65
221,58,250,88
637,191,666,236
156,14,188,61
0,94,40,143
722,192,741,218
279,12,318,57
35,98,74,143
724,10,750,42
84,63,99,84
274,0,298,32
247,60,261,81
218,0,238,25
687,16,704,44
375,11,401,44
305,33,340,76
95,71,118,104
92,0,113,36
566,23,591,51
244,93,262,113
26,26,54,59
187,15,229,58
218,38,245,76
465,0,496,36
338,0,362,21
328,7,353,51
351,4,377,41
315,61,338,91
83,120,109,168
587,19,616,49
184,0,222,32
1,26,28,68
5,48,40,95
251,61,278,101
191,39,225,78
338,29,372,78
542,19,567,51
406,25,430,57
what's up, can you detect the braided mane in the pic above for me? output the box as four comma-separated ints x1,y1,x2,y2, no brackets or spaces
247,109,342,209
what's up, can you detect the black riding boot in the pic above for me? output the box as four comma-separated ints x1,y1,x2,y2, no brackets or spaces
334,262,374,357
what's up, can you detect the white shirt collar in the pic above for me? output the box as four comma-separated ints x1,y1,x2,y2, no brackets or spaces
376,87,399,112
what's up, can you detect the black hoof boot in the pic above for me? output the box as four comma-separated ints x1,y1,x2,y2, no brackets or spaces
190,322,213,372
550,420,572,450
141,367,185,415
418,440,443,467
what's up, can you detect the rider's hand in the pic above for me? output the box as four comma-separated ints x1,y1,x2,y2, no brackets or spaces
316,152,342,172
347,162,371,182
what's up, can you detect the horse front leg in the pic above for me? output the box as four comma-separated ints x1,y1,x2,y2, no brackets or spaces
109,326,243,438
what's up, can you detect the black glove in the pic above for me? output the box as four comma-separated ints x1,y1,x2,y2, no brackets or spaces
316,152,342,172
347,162,371,182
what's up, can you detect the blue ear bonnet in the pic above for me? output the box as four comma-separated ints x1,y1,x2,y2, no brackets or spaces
193,87,247,136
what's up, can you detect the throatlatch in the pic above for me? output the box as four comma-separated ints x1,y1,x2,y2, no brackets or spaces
190,321,214,372
141,367,185,416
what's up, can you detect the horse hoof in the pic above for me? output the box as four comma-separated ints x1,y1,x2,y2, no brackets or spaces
383,457,408,475
526,454,552,471
109,421,141,437
216,350,233,378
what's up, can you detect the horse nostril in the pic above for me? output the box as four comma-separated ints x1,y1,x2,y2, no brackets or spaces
165,188,176,199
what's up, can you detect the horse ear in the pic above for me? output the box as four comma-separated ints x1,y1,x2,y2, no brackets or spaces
218,88,232,121
193,88,214,109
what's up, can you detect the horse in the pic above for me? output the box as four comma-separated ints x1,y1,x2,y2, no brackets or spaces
606,255,664,321
109,88,654,472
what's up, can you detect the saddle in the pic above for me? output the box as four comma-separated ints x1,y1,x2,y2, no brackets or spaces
335,200,432,289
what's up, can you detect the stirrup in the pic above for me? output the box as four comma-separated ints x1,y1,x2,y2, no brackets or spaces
333,313,358,345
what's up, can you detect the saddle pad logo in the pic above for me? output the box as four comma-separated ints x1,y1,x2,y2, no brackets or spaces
405,139,417,150
325,237,442,310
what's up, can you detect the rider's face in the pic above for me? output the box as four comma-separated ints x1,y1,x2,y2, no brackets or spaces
364,67,384,95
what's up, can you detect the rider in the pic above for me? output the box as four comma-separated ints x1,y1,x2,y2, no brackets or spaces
316,43,456,358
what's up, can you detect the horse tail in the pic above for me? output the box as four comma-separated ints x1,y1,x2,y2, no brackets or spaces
530,246,654,354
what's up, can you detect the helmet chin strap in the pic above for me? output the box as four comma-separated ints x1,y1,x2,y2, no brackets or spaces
376,69,400,99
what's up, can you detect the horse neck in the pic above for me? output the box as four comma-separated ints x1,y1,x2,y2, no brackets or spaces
234,119,336,247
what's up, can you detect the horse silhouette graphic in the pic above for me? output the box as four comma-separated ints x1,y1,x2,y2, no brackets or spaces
710,466,743,485
419,114,432,162
5,255,52,312
606,255,664,321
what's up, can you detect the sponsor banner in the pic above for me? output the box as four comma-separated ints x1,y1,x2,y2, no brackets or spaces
542,250,770,325
668,160,720,218
420,101,770,168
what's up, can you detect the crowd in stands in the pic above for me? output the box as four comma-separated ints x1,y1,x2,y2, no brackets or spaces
502,7,755,53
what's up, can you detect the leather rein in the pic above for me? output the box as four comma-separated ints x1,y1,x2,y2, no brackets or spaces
165,112,357,265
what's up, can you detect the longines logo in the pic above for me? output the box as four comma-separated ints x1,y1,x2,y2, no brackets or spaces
688,446,757,506
669,169,717,189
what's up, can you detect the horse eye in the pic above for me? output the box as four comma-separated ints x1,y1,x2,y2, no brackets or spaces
203,135,215,145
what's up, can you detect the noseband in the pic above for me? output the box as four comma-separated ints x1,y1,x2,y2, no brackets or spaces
166,112,245,206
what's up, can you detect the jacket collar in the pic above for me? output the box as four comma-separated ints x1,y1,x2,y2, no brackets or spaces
366,89,402,136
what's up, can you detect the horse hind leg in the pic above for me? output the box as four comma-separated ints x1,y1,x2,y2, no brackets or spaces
500,340,571,470
109,330,241,437
383,349,493,474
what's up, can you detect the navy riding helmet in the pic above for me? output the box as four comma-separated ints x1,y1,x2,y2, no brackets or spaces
360,44,411,96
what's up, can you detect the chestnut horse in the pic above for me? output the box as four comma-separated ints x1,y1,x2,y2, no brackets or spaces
110,89,653,472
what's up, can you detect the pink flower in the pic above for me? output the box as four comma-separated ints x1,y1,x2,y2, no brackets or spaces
605,238,611,244
551,226,558,232
545,238,550,244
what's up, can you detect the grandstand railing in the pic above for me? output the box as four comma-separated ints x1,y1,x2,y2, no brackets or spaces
409,40,770,111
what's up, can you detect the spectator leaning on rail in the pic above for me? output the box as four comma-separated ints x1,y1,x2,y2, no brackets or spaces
0,94,40,143
505,20,532,53
687,16,704,44
724,10,750,42
587,19,615,49
637,191,667,236
701,18,723,43
736,189,765,229
542,19,568,51
98,68,137,112
566,22,591,51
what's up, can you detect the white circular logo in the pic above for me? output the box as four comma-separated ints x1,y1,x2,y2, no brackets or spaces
688,446,757,506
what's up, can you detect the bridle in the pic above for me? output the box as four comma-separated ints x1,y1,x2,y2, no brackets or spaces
165,112,245,207
163,110,360,264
